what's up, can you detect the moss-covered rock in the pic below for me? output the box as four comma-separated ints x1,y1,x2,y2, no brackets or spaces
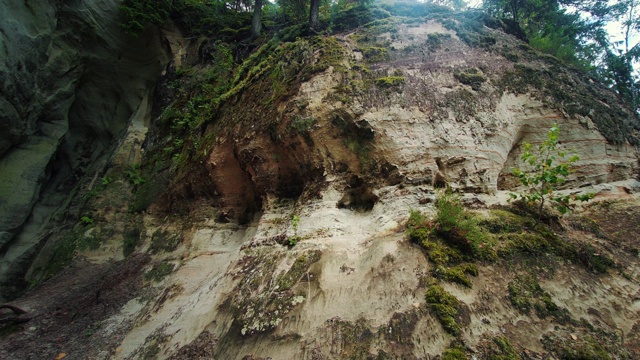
230,249,321,336
375,76,405,88
453,68,487,91
426,284,461,336
507,273,569,320
276,250,321,290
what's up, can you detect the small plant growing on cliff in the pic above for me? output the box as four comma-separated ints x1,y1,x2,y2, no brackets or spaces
100,176,112,186
288,214,301,247
125,164,146,187
510,124,594,226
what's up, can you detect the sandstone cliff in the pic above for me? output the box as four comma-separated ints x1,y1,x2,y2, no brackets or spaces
1,3,640,360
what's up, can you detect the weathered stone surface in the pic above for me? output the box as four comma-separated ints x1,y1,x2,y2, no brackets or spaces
0,0,170,301
108,19,640,359
0,0,57,156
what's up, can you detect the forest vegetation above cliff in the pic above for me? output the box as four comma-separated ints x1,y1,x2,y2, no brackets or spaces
120,0,640,114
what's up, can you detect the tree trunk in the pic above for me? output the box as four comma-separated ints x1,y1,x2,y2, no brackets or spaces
309,0,320,31
251,0,263,38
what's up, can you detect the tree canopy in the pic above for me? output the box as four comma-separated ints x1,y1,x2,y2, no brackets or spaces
483,0,639,111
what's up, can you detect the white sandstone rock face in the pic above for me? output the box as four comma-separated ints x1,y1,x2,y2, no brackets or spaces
292,24,639,196
110,21,640,359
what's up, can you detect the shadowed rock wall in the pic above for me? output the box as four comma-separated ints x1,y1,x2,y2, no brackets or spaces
0,0,170,301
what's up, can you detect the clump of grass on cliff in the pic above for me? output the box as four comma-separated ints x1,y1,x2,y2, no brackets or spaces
375,76,405,88
407,190,495,288
407,191,616,291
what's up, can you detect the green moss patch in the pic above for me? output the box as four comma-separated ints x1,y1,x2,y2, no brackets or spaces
480,209,531,234
541,328,631,360
231,249,321,335
375,76,405,88
276,250,321,290
453,68,487,91
443,345,467,360
144,262,175,282
434,263,478,288
406,192,495,288
480,207,615,274
425,284,460,336
409,197,616,295
507,273,569,321
361,46,390,63
475,336,522,360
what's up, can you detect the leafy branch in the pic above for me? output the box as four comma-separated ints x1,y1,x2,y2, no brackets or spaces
510,124,594,226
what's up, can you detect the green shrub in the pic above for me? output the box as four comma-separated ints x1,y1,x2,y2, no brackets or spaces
406,191,495,287
375,76,405,88
510,124,594,227
434,190,465,234
433,191,494,260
